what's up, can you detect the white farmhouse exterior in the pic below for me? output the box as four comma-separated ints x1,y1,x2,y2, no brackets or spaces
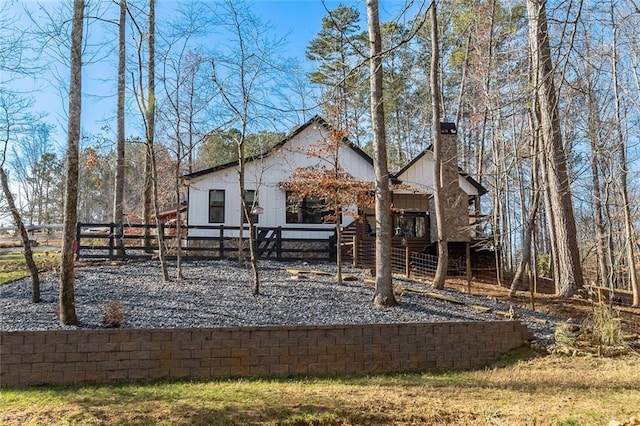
183,116,375,239
183,116,487,244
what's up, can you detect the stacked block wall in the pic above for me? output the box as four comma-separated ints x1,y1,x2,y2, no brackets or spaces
1,321,533,387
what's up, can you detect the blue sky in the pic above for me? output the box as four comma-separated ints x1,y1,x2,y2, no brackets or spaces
4,0,418,151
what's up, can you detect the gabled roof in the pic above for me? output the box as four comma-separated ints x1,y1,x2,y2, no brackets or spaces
396,148,488,196
183,115,373,180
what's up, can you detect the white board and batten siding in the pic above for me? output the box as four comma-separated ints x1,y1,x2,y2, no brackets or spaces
395,150,483,197
186,120,374,239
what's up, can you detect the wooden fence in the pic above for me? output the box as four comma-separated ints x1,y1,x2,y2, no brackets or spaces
75,223,335,261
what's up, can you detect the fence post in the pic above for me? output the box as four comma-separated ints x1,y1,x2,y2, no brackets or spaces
352,235,358,267
277,227,282,260
159,222,165,255
108,223,115,260
74,222,82,260
405,245,411,278
219,224,224,258
466,241,472,294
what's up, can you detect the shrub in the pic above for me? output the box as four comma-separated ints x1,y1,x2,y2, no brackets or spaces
102,300,125,328
583,303,623,347
554,304,626,356
536,253,551,278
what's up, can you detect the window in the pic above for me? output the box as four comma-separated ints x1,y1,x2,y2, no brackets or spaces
208,190,225,223
393,214,427,237
286,191,330,224
242,190,259,224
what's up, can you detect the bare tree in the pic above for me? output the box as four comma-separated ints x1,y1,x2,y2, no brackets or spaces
127,1,154,254
129,0,169,281
609,1,638,306
366,0,396,307
157,3,217,279
510,109,541,297
209,0,289,295
146,0,170,281
59,0,85,325
281,114,374,285
9,123,58,225
113,0,127,256
429,1,448,291
0,92,40,303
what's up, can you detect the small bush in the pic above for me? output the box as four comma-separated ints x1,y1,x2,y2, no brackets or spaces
102,301,125,328
554,322,581,349
583,304,623,347
536,253,551,278
554,304,626,356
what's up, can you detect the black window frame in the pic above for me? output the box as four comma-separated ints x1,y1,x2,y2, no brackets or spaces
393,213,427,238
208,189,225,223
285,191,331,224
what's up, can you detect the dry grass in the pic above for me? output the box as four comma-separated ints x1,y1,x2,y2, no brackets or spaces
445,277,640,335
0,251,60,285
1,349,638,425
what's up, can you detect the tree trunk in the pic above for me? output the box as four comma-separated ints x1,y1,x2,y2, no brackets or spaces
430,2,448,291
175,188,184,281
237,121,260,295
143,149,153,252
366,0,396,307
610,5,638,306
59,0,84,326
248,219,260,295
584,56,610,290
0,167,40,302
336,202,343,285
526,0,584,297
510,108,540,297
510,191,540,297
113,0,127,256
147,0,169,282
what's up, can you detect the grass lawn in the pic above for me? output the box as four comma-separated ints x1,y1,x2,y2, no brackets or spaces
0,250,60,285
1,349,638,426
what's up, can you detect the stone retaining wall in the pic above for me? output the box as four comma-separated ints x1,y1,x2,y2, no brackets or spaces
1,321,533,387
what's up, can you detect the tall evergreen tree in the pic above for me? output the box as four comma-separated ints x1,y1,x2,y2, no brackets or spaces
306,4,368,145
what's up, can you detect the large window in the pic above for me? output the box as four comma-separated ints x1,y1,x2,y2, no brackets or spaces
242,190,259,224
286,191,330,224
393,213,427,237
208,190,225,223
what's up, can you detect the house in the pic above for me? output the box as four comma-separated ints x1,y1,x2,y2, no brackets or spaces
182,115,487,258
391,123,487,245
152,202,187,224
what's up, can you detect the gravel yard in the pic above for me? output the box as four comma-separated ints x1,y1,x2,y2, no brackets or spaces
0,259,562,347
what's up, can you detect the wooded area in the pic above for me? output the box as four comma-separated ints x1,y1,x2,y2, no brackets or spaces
1,0,639,323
